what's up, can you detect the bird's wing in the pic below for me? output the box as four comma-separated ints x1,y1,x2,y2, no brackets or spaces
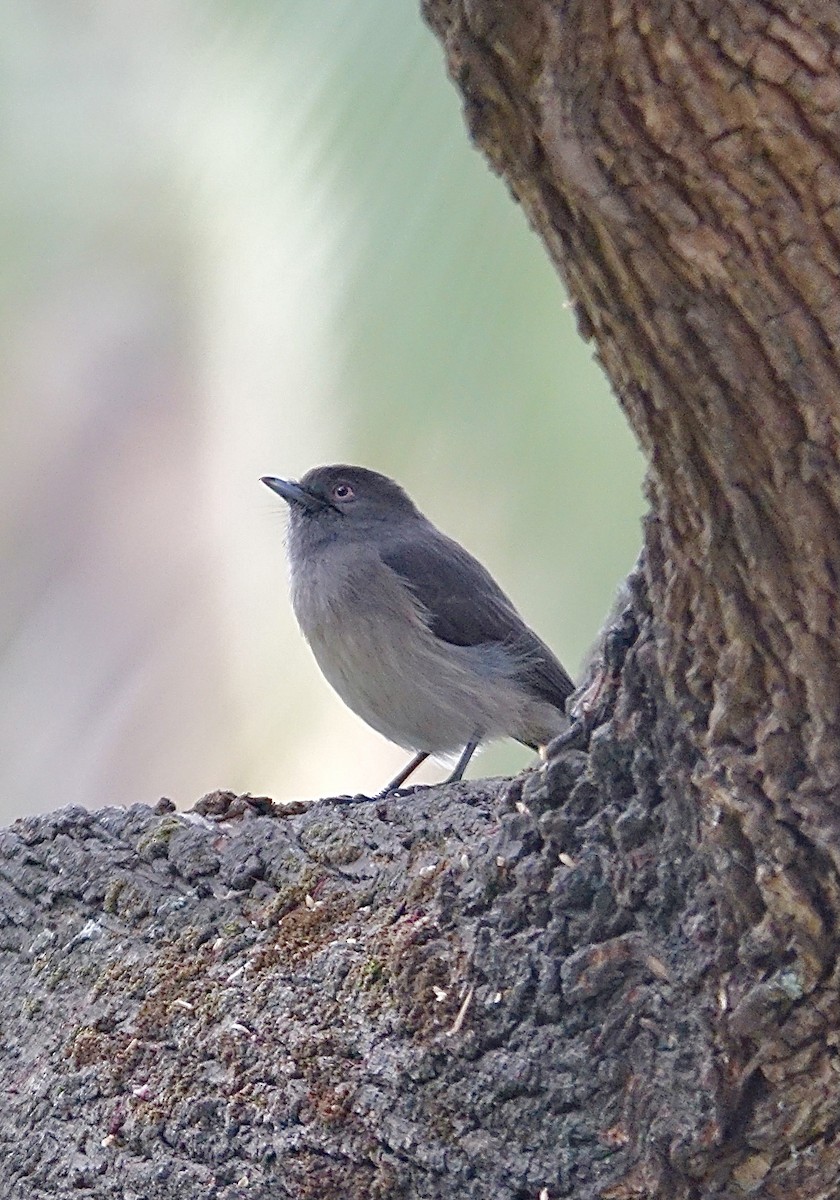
381,532,525,646
518,632,576,711
379,533,575,709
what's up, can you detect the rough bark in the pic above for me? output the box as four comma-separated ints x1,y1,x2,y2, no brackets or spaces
3,1,840,1197
0,586,703,1200
419,0,840,1191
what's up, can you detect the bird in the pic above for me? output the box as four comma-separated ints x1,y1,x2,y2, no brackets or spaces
262,465,574,796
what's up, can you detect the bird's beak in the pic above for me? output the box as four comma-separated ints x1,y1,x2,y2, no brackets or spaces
260,476,325,512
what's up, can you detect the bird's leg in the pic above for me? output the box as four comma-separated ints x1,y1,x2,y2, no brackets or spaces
444,736,481,783
377,750,429,798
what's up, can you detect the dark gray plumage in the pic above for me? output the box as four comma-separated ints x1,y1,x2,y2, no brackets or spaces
262,465,574,794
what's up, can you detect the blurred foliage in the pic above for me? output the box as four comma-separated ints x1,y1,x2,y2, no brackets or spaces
0,1,643,817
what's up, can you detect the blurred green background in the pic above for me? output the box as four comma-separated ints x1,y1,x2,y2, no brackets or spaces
0,1,644,820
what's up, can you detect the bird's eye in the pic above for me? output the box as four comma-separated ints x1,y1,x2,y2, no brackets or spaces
332,482,355,502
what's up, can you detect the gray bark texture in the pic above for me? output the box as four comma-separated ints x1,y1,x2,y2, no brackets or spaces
4,0,840,1197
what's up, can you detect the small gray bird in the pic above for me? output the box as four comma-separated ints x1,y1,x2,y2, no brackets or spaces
262,465,574,795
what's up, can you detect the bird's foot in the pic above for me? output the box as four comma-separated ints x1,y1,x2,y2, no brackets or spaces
373,782,429,801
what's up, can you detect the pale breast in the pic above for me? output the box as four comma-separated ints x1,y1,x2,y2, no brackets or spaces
289,546,536,752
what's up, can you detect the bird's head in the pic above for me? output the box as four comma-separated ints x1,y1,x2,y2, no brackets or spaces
262,465,422,550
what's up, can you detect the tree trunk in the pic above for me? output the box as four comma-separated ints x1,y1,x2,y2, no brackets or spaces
3,2,840,1197
419,0,840,1194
